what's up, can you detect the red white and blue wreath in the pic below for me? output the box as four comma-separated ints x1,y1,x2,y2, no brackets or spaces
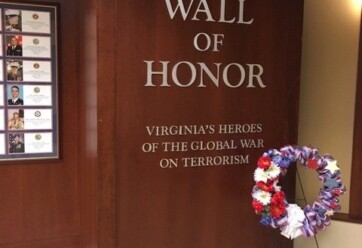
251,145,346,239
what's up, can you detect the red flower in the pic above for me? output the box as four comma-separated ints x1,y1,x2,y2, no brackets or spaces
330,202,338,209
257,181,274,192
273,191,285,201
332,189,342,196
270,192,285,207
252,200,264,214
270,203,286,218
307,159,319,169
258,157,272,169
270,193,287,218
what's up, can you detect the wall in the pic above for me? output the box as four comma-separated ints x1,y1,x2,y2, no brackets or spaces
113,1,303,248
0,0,99,247
295,0,362,247
295,221,362,248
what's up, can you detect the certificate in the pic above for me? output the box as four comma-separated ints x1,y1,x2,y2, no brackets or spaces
24,109,52,130
22,36,51,58
24,132,53,153
21,10,51,34
23,61,51,82
0,109,4,130
0,133,5,155
23,85,52,106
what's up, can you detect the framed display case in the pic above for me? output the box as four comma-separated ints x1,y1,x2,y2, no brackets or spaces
0,2,58,161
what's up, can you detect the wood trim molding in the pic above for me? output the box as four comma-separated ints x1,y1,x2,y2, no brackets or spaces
333,213,362,224
78,0,100,246
96,0,117,247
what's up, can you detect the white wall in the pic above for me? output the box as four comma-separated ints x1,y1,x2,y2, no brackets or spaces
295,0,362,247
295,221,362,248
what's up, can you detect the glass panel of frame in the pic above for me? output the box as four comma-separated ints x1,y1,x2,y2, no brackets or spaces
0,2,58,161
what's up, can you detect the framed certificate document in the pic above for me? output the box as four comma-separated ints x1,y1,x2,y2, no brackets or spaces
22,36,51,58
21,10,51,34
23,85,52,106
22,60,52,82
0,2,58,161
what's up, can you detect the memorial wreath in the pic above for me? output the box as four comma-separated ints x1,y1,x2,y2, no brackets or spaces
251,145,346,239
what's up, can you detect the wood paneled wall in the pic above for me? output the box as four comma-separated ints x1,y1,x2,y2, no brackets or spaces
0,0,99,247
114,1,303,248
0,1,303,247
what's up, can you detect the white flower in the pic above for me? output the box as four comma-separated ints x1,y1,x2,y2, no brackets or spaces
252,190,272,205
326,210,334,216
254,168,268,182
266,162,281,179
281,204,305,239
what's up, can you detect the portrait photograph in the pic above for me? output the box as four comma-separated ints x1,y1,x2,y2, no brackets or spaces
0,84,4,106
6,60,23,82
7,84,23,106
0,60,3,82
0,35,3,56
8,133,25,154
0,9,2,31
8,109,24,130
6,35,23,56
5,9,22,32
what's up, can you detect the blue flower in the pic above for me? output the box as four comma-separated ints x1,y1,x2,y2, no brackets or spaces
260,215,272,226
279,157,292,168
272,155,283,164
267,149,274,156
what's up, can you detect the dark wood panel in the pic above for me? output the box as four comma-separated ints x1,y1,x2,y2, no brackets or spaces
77,0,99,247
280,1,304,247
0,0,99,247
96,0,117,247
350,9,362,219
1,236,79,248
115,1,303,247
